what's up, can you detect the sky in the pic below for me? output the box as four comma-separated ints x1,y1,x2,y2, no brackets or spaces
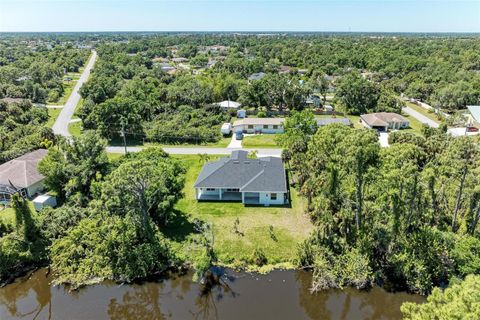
0,0,479,33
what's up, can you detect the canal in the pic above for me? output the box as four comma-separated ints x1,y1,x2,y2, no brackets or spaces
0,268,425,319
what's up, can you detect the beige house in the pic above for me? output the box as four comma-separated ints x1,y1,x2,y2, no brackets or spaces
233,118,285,134
0,149,48,201
360,112,409,131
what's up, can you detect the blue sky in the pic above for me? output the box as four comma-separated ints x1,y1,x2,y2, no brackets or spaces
0,0,479,32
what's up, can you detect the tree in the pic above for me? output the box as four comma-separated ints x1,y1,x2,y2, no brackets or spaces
401,275,480,319
39,131,109,202
309,70,330,104
101,149,185,232
334,72,379,115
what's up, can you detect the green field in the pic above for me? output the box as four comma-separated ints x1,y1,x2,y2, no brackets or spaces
242,134,280,148
402,112,424,134
68,121,82,136
46,108,62,128
170,155,313,271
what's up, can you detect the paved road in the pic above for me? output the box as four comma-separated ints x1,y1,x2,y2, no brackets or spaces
52,51,97,137
402,106,439,128
106,146,283,157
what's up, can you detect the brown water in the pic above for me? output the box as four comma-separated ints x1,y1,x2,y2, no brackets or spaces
0,268,425,320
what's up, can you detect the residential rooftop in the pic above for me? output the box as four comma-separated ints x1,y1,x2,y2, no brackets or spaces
194,150,287,193
0,149,48,189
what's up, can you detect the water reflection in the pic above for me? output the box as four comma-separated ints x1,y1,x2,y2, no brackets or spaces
0,269,52,320
0,268,425,320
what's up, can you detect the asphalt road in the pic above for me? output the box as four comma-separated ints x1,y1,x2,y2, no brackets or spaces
106,146,283,157
52,51,97,137
402,106,439,128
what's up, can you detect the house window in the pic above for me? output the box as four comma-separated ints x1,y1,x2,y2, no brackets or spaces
271,193,277,200
206,188,216,191
226,188,239,192
273,125,278,129
263,125,268,129
248,125,254,129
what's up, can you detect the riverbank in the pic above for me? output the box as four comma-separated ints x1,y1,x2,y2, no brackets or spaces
0,267,425,320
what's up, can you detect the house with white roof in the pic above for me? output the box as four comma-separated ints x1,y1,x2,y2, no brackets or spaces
233,118,285,134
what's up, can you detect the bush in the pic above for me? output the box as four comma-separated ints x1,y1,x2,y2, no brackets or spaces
250,247,267,266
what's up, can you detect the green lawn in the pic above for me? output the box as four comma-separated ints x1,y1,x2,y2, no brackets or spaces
401,112,424,134
346,115,362,129
46,108,62,128
0,202,36,229
242,134,280,148
68,121,82,136
169,155,314,272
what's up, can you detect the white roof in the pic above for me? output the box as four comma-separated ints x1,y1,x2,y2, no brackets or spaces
221,123,231,129
467,106,480,122
33,194,53,203
233,118,285,127
217,100,241,109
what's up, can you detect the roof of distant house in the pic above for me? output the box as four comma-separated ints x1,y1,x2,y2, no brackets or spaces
360,112,409,126
0,149,48,189
194,150,287,192
233,118,285,127
317,118,352,126
467,105,480,122
216,100,241,109
0,97,28,104
248,72,266,81
172,57,189,63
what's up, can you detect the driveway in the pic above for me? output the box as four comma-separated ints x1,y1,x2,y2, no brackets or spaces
402,106,439,128
227,135,242,148
379,132,389,147
52,51,97,137
106,146,283,158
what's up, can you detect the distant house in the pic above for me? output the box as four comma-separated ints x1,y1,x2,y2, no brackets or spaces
360,112,409,131
194,150,288,206
248,72,266,81
172,57,189,63
233,118,285,134
467,105,480,127
317,117,352,127
216,100,241,109
0,149,48,201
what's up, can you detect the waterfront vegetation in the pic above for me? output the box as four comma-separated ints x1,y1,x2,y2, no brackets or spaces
282,110,480,295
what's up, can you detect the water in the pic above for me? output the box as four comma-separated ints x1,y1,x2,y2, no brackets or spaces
0,268,425,320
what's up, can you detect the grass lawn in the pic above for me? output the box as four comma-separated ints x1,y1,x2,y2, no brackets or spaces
346,115,362,129
169,155,314,271
405,102,442,123
0,202,36,229
242,134,280,148
46,108,62,128
68,121,82,136
401,112,424,135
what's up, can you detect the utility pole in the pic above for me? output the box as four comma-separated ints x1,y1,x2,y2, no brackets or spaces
120,119,127,155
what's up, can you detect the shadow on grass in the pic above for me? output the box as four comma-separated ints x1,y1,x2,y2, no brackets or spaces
163,209,197,242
